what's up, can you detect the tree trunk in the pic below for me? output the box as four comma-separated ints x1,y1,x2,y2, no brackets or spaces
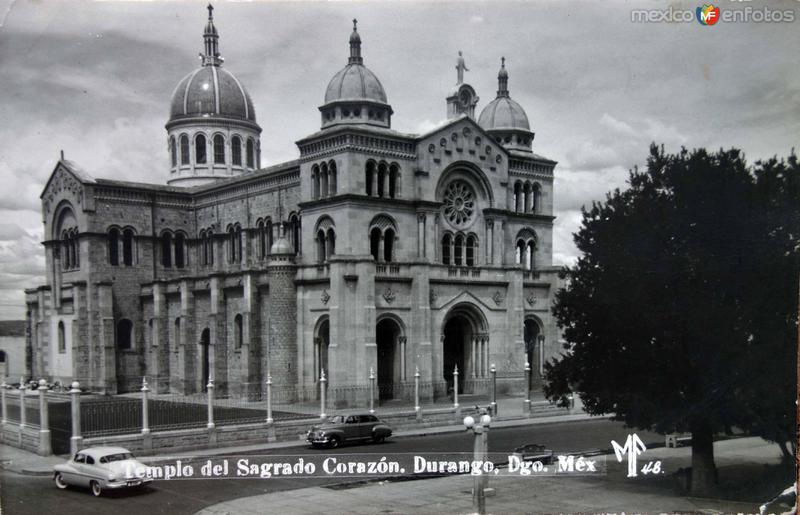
690,420,717,496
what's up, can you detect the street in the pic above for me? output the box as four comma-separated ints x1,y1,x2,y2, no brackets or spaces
0,419,661,515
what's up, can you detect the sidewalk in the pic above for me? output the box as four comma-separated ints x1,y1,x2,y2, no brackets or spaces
0,397,597,476
195,437,785,515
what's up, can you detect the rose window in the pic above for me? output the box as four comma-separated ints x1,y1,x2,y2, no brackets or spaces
443,180,475,227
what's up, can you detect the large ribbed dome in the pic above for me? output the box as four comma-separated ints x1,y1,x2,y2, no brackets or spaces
478,96,529,131
324,64,387,104
169,66,256,122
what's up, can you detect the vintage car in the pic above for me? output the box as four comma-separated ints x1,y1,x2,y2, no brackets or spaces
306,413,392,448
53,446,153,496
511,443,554,464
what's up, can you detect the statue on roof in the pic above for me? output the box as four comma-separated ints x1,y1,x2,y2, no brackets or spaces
456,50,469,84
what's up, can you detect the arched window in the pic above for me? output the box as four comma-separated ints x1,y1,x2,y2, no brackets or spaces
170,136,177,167
365,161,375,196
316,229,326,263
312,165,320,199
246,138,255,168
370,228,381,261
228,225,242,263
61,231,70,270
526,241,535,270
234,314,243,350
69,230,78,269
516,240,524,265
442,234,452,265
213,134,225,164
289,215,300,255
326,228,336,259
195,134,207,164
201,230,214,266
116,319,133,351
108,228,120,266
532,184,541,214
466,234,477,267
180,135,190,165
320,162,329,198
329,161,337,195
257,220,266,259
122,229,134,266
175,233,186,268
58,321,66,353
388,164,399,199
383,228,394,263
265,219,273,257
454,234,464,266
161,233,172,267
231,135,242,166
377,162,387,197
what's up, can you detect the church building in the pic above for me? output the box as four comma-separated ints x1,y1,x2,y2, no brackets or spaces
25,7,560,406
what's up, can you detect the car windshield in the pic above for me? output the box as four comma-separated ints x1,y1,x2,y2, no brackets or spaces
328,416,344,424
100,452,134,463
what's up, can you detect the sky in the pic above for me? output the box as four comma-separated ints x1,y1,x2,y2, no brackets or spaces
0,0,798,320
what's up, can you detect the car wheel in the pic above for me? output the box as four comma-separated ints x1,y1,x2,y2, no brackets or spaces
54,472,68,490
372,435,385,444
328,436,341,449
90,481,102,497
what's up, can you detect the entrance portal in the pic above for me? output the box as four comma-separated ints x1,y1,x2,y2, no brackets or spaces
524,319,540,391
443,316,470,394
199,328,210,392
376,318,401,401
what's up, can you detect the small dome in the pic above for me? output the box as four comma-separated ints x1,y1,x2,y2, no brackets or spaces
169,66,256,122
270,235,294,255
478,97,530,131
324,64,387,104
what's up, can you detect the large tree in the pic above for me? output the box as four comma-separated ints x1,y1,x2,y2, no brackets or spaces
545,144,798,495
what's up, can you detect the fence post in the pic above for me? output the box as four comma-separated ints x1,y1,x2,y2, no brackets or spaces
524,360,531,416
18,383,26,429
265,375,273,424
414,366,421,421
453,365,459,410
369,367,375,414
141,378,150,435
1,381,7,425
490,363,497,416
319,369,327,420
69,381,82,455
206,380,215,430
37,379,51,456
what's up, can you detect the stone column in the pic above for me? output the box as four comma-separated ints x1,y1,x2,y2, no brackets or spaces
399,337,406,382
486,220,494,265
377,235,385,263
471,337,478,378
370,169,377,196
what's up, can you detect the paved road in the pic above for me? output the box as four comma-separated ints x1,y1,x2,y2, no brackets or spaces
0,419,660,515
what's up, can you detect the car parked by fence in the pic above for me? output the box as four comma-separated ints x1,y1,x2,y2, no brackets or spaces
53,446,152,496
306,413,392,448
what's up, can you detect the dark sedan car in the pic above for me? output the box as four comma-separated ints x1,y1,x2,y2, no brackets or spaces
306,413,392,448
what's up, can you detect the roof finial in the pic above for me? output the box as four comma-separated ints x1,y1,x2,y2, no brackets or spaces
349,18,363,65
497,56,509,98
60,150,64,160
456,50,469,85
202,3,222,66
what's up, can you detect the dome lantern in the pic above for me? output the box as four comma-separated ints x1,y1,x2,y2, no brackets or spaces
319,20,393,130
478,57,534,153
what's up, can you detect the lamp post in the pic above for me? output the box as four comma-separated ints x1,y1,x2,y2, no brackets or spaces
206,379,215,430
524,360,531,415
490,363,497,416
464,412,492,515
414,366,420,415
369,367,375,414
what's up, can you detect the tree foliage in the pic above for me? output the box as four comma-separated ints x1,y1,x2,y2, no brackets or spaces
544,144,798,493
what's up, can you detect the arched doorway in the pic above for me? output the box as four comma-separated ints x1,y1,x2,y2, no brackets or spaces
524,319,540,391
442,304,487,395
199,328,210,392
376,318,402,401
314,318,330,380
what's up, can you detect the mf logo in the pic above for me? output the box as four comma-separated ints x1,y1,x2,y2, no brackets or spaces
611,433,647,478
696,4,721,25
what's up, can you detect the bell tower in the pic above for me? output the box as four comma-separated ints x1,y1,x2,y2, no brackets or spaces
446,51,479,119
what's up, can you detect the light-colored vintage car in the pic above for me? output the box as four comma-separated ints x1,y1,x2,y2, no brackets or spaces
53,446,153,496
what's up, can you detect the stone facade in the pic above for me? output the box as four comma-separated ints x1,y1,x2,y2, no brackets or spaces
24,9,562,406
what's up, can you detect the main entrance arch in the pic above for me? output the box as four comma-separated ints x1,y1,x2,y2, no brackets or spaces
442,303,488,395
524,318,541,391
376,317,404,401
199,328,210,392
